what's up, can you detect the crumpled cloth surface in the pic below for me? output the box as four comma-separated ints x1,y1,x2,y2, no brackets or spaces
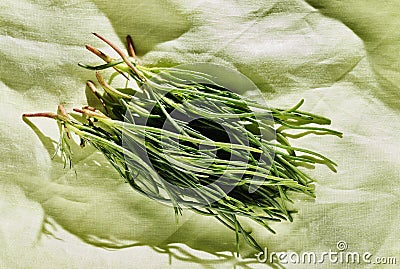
0,0,399,268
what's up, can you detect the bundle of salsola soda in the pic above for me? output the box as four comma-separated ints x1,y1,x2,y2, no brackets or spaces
23,33,342,253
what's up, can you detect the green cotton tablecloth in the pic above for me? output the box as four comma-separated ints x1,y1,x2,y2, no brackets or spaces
0,1,399,268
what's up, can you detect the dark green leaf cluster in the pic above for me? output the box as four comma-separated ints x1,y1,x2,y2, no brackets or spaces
23,34,342,253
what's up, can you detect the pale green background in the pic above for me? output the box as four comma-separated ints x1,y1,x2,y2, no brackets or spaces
0,0,399,268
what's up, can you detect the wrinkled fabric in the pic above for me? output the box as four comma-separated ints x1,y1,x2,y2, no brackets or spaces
0,0,399,268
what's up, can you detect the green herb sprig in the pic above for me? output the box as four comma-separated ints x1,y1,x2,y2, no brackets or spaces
23,33,342,253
